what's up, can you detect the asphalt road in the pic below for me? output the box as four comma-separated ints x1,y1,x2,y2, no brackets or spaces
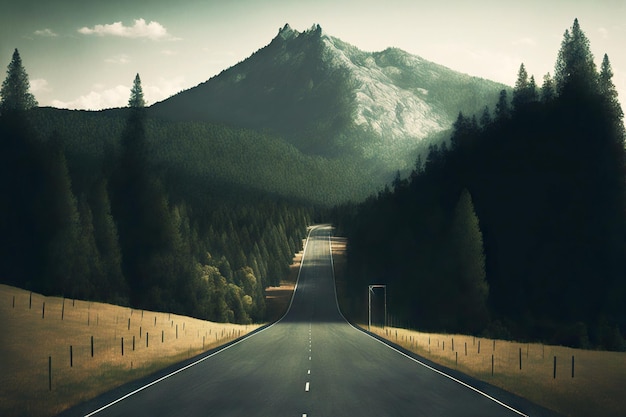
61,225,542,417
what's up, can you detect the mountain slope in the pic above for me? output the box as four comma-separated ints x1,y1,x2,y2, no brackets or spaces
150,24,509,168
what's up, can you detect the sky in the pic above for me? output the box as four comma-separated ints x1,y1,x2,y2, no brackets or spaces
1,0,624,110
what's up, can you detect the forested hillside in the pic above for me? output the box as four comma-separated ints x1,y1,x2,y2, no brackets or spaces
336,20,626,350
0,59,311,323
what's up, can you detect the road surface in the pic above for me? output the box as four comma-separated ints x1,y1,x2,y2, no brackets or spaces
62,225,541,417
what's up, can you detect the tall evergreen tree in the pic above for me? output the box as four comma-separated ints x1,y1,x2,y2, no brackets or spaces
479,106,492,128
446,189,489,332
0,49,37,115
598,54,625,129
89,179,128,304
513,64,538,110
512,63,529,109
554,19,598,96
0,50,42,285
112,74,191,310
40,136,92,298
541,73,555,102
494,89,510,120
129,73,146,108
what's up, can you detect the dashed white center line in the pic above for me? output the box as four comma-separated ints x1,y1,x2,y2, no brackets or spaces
305,382,310,392
308,369,311,375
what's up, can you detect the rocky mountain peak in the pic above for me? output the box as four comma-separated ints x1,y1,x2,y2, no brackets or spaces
150,24,508,168
277,23,296,40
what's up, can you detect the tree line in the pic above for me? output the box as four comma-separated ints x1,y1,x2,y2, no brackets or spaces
335,19,626,350
0,52,311,323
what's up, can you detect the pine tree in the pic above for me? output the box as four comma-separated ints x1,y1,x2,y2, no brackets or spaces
528,75,538,102
513,64,538,110
554,19,598,96
446,189,489,332
494,89,510,120
480,106,492,128
598,54,625,129
89,179,127,304
541,73,555,102
128,73,146,108
40,137,92,298
0,49,38,115
512,63,529,108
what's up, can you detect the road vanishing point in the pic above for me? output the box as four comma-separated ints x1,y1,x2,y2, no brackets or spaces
61,225,546,417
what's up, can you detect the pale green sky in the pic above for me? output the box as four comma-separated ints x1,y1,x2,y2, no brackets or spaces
1,0,624,110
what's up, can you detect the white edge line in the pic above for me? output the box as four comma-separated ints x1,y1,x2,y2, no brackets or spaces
84,226,318,417
326,228,529,417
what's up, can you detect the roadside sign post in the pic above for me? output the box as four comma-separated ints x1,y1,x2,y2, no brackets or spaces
368,284,387,331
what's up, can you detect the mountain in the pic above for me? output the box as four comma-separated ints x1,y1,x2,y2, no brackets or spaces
28,24,512,207
150,24,510,169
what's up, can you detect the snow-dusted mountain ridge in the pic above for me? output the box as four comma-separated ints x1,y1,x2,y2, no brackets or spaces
150,24,508,167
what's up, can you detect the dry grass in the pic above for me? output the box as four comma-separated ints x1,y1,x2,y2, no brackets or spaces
0,243,305,417
0,285,261,417
329,236,626,417
366,326,626,417
264,244,302,322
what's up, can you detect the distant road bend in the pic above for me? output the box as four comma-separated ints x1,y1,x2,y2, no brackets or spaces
65,225,533,417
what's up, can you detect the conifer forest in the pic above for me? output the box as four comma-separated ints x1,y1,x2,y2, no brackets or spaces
335,20,626,350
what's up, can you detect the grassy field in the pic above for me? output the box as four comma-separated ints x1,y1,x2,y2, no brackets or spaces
0,242,303,417
330,236,626,417
0,285,262,416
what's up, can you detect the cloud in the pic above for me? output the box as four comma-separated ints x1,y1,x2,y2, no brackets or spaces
30,79,51,93
160,49,177,56
78,18,180,41
144,76,187,104
34,28,58,37
104,54,131,64
52,85,130,110
51,76,187,110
